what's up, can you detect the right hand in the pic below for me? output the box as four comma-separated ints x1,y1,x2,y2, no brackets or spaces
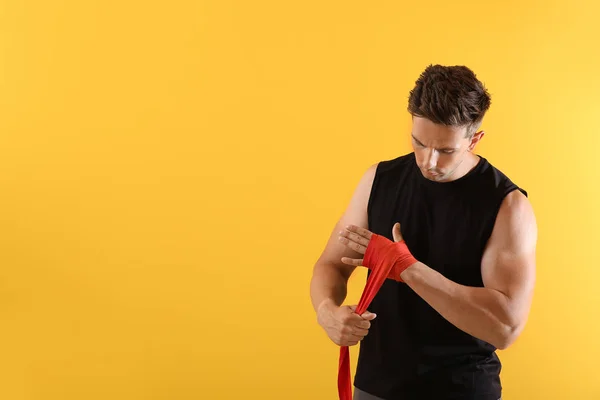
316,300,377,346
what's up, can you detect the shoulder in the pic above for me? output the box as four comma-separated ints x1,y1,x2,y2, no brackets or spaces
477,156,536,250
376,152,415,173
364,152,415,195
500,189,534,222
365,153,416,190
479,156,528,198
493,189,537,252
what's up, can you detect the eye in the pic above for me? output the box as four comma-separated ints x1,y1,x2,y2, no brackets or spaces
440,149,455,154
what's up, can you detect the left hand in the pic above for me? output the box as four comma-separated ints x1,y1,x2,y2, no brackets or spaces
338,223,405,266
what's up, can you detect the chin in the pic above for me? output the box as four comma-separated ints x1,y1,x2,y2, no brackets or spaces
422,170,445,181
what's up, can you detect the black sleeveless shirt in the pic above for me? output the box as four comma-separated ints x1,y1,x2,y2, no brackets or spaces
354,152,526,400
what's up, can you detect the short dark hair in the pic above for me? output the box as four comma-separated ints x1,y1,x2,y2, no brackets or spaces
407,64,491,137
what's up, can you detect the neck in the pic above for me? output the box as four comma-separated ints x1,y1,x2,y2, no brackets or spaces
443,153,480,182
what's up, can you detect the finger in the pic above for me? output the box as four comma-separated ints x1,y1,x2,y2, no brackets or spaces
341,257,364,266
392,222,404,243
338,236,367,254
346,311,374,330
344,310,366,324
339,229,370,248
352,327,369,337
348,305,357,312
346,224,373,240
346,332,366,342
354,318,372,330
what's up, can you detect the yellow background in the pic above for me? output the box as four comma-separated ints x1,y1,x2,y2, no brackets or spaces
1,0,598,399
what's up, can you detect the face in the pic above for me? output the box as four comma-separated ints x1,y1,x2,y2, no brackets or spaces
411,116,484,182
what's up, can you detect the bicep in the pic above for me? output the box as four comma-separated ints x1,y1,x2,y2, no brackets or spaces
314,163,378,279
481,190,538,316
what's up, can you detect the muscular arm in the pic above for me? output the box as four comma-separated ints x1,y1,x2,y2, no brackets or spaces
400,190,537,349
310,164,377,312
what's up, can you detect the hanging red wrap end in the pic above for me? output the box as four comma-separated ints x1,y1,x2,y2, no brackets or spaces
336,233,418,400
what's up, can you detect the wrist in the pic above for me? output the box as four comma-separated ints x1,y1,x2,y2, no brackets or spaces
317,298,337,314
399,261,421,282
316,298,338,328
389,242,418,282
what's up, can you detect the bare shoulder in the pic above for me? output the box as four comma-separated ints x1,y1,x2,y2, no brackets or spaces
313,163,379,276
493,189,538,252
481,188,537,296
345,163,379,226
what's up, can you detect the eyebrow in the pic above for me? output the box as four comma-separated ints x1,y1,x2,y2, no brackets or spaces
411,134,459,152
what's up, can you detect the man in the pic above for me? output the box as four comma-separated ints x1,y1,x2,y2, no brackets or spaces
309,64,537,400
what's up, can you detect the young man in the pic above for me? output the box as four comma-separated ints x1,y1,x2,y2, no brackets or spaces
309,65,537,400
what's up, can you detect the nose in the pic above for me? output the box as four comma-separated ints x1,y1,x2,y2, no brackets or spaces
423,148,439,170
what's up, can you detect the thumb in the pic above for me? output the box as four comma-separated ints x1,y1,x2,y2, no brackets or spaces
360,311,377,320
392,222,403,243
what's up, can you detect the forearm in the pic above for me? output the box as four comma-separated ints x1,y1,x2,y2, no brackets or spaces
400,262,520,349
310,263,351,312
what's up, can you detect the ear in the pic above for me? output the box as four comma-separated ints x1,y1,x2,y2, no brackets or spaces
468,130,485,151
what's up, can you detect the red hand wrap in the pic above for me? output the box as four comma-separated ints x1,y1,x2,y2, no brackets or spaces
337,233,418,400
363,233,418,282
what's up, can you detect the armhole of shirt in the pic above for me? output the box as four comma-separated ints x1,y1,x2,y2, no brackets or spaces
366,162,382,230
484,184,527,247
